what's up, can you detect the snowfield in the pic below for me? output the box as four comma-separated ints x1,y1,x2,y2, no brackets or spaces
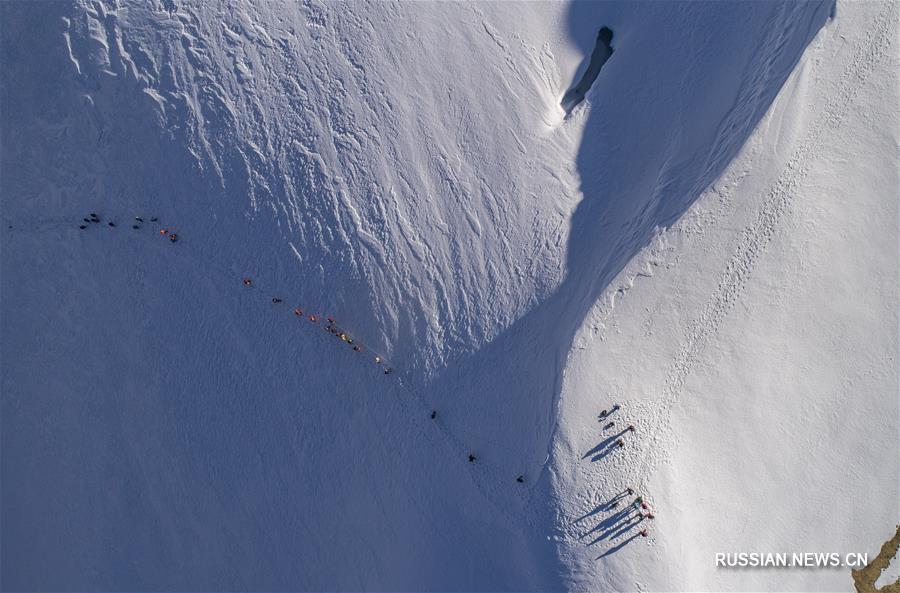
1,1,896,591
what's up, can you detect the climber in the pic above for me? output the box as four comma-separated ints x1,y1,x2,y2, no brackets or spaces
327,316,335,324
598,409,608,419
243,278,252,286
308,314,317,322
272,297,283,304
169,233,178,242
132,224,140,230
639,529,648,538
353,345,362,352
516,475,525,483
468,454,477,463
294,308,303,317
627,424,635,432
135,216,144,223
374,356,382,364
644,512,654,520
108,221,116,227
384,367,393,375
430,410,437,419
160,229,168,235
150,217,158,222
616,438,624,448
603,422,614,430
626,488,634,495
79,225,87,230
83,218,91,223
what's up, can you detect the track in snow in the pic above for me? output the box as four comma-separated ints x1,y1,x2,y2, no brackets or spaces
607,0,897,508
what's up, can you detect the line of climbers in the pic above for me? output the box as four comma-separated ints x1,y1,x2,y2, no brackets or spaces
79,216,536,489
78,212,178,242
243,276,394,374
594,405,655,540
244,275,529,484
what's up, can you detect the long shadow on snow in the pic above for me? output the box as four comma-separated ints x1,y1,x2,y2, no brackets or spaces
595,515,644,545
582,429,629,459
578,507,635,540
574,491,630,523
596,532,642,559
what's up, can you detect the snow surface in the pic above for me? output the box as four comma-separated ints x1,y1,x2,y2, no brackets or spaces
1,0,896,591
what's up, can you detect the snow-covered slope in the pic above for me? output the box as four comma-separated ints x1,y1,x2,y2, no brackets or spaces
1,0,895,591
550,2,899,591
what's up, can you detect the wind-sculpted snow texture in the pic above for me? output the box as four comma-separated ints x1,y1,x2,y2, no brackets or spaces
1,0,858,591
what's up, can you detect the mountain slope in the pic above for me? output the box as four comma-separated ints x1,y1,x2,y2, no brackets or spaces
550,3,898,591
3,1,891,591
